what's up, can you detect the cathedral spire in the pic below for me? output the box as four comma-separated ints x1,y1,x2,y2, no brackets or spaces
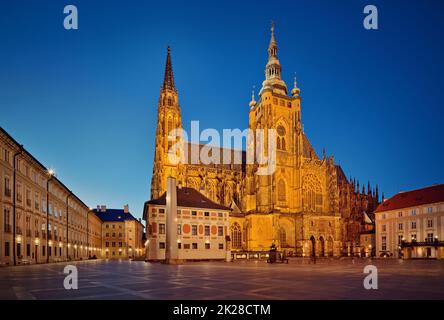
268,21,277,57
260,21,288,96
162,46,175,91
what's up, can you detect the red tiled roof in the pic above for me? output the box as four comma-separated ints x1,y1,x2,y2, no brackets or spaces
147,187,231,211
374,184,444,213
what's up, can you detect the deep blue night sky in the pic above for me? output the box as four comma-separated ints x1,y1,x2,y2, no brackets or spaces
1,0,443,219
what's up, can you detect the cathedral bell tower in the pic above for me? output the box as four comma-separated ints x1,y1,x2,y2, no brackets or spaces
247,22,303,214
151,46,183,200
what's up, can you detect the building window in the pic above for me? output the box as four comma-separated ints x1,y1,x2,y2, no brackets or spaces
112,242,116,247
178,243,182,249
218,243,224,250
4,176,11,197
159,208,165,214
192,243,198,249
3,208,11,233
398,212,403,217
279,228,287,247
398,235,403,245
427,233,434,242
192,211,197,216
427,207,433,213
205,243,210,250
177,224,182,235
34,193,39,210
26,189,31,207
398,223,403,231
184,244,190,250
159,242,165,249
411,234,417,241
192,225,197,236
218,212,223,218
105,242,109,247
16,183,22,203
381,236,387,251
204,212,210,217
4,242,10,257
231,222,242,249
427,220,433,228
218,226,223,236
159,224,166,234
278,180,286,202
411,209,417,216
204,225,210,236
382,225,386,232
411,221,417,229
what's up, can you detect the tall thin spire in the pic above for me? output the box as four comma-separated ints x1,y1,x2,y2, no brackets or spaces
163,46,175,91
260,21,288,95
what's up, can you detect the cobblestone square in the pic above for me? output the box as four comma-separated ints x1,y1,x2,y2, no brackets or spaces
0,259,443,300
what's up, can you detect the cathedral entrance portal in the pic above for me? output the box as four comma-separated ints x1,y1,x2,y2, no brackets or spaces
327,237,334,257
310,236,316,257
319,236,325,257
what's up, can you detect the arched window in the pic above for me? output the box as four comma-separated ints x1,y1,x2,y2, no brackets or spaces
277,137,281,150
303,174,323,212
167,97,172,106
278,179,286,202
279,227,287,247
281,138,286,151
231,222,242,249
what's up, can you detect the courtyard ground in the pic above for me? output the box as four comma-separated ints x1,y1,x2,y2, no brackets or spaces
0,258,443,300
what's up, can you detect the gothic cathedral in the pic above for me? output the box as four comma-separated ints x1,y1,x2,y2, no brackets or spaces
150,25,379,257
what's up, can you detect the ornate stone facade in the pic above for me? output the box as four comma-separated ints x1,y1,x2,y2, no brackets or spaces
150,26,379,257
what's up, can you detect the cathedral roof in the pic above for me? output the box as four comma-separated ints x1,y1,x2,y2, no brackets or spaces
302,134,318,159
147,187,231,211
183,142,246,171
375,184,444,212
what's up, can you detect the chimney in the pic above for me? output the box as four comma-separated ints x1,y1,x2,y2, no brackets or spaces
96,205,100,211
124,204,129,214
100,205,106,212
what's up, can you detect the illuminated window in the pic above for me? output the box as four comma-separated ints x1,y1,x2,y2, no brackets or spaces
279,228,287,247
278,180,286,202
231,222,242,249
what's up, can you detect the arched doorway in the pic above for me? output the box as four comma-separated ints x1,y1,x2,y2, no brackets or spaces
319,236,325,257
310,236,316,257
278,227,287,248
327,237,334,257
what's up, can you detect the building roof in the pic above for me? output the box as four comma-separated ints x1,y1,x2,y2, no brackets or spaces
146,187,231,211
375,184,444,213
93,208,139,223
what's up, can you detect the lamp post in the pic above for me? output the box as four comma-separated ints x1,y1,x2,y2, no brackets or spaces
46,169,55,264
66,191,72,261
12,145,23,266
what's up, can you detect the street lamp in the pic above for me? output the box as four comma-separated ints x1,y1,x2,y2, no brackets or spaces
46,168,55,264
12,145,23,266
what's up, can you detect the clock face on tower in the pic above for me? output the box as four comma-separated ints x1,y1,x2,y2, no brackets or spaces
277,125,286,136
